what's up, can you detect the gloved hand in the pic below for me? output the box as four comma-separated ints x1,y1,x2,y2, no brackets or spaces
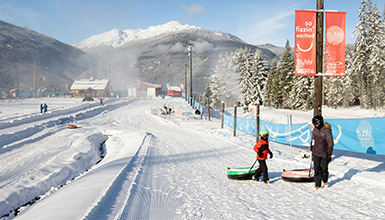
258,151,263,158
327,154,332,162
269,152,273,159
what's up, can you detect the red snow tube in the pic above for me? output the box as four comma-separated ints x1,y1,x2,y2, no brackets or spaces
281,169,314,182
67,125,78,129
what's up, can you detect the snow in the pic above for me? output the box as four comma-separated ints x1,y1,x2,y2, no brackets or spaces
76,21,201,49
75,21,241,49
1,97,385,219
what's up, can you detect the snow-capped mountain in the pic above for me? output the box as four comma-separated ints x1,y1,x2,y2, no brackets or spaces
76,21,242,49
75,21,278,95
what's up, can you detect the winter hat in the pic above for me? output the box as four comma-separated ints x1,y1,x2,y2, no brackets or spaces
312,115,324,127
259,130,269,139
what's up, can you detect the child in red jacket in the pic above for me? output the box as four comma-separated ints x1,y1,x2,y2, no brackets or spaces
252,130,273,183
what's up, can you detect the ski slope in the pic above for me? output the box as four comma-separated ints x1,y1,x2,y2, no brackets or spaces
0,97,384,219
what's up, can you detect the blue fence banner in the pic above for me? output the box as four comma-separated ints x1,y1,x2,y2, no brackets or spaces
326,118,384,155
223,112,385,156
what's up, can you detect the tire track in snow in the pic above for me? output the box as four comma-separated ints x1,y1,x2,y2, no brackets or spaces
119,135,183,220
82,132,170,220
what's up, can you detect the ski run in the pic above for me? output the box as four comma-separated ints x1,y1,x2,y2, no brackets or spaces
0,97,384,219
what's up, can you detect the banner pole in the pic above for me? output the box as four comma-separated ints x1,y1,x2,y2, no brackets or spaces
314,0,324,117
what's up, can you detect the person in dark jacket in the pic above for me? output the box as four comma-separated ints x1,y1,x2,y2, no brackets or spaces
252,130,273,183
43,103,48,113
40,104,43,113
311,115,334,189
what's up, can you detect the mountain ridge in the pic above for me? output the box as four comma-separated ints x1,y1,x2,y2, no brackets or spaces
76,21,244,49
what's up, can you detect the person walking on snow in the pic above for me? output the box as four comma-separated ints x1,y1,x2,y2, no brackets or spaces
311,115,334,189
252,130,273,183
40,104,43,113
43,103,48,113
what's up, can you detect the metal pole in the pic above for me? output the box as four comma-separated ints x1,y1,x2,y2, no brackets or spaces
234,105,237,137
109,64,112,97
34,62,37,98
207,98,210,121
185,63,187,101
200,95,203,120
189,43,193,106
314,0,324,116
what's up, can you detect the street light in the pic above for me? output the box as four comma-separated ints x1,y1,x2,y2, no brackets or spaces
188,43,192,106
185,63,187,101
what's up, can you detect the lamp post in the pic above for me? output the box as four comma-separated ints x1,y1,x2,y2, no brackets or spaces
188,43,193,106
185,63,187,101
33,62,37,98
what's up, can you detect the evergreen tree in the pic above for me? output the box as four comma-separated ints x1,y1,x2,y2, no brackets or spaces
351,0,374,108
276,40,295,109
367,4,385,109
234,48,254,108
264,60,278,107
249,50,269,105
289,76,313,110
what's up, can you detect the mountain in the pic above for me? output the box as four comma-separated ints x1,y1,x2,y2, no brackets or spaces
0,20,92,97
76,21,280,95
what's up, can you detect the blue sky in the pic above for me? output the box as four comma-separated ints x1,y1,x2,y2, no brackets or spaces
0,0,384,46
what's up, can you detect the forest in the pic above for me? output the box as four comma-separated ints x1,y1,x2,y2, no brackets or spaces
204,0,384,111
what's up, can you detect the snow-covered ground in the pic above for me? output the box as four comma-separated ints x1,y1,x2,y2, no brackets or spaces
0,97,385,219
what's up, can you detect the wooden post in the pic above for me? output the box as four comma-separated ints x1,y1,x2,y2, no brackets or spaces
207,98,210,121
221,102,225,129
256,104,260,143
314,0,324,117
233,105,237,137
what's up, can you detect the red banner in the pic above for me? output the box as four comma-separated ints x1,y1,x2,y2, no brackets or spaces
325,11,346,76
295,10,316,76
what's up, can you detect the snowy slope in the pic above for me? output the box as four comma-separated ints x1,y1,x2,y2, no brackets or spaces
76,21,242,49
0,98,384,219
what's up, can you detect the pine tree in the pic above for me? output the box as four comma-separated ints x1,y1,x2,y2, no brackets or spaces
351,0,374,108
276,40,295,109
264,60,278,107
249,50,269,105
367,4,385,109
289,76,313,110
234,48,254,108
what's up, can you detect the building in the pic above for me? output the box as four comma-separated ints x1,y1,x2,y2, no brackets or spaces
127,82,162,97
167,86,182,97
70,77,110,98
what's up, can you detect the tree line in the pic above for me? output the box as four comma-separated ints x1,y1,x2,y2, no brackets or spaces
204,0,384,110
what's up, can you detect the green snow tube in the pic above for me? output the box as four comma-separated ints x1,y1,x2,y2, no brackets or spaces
227,167,257,180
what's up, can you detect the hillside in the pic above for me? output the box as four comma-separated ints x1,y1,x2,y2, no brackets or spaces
0,20,92,97
76,21,280,94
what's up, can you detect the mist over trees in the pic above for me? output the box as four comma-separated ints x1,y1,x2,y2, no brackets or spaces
204,0,385,111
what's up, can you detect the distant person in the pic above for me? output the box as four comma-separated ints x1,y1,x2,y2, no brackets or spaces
252,130,273,184
40,104,43,113
311,115,334,189
43,103,48,113
100,97,104,105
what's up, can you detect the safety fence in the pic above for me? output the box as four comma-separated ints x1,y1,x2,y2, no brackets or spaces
223,112,385,156
183,93,385,156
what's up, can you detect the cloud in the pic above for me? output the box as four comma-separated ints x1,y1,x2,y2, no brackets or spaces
236,7,295,46
182,4,204,14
